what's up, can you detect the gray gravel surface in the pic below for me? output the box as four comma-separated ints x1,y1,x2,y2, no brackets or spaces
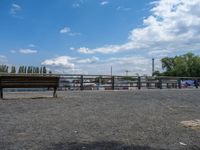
0,89,200,150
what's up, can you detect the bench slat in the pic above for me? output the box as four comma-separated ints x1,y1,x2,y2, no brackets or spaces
0,75,60,99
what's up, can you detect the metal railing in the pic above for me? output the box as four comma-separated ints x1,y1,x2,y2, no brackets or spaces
1,73,200,91
57,74,200,91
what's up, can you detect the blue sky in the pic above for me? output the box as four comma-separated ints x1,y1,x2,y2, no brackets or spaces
1,0,200,75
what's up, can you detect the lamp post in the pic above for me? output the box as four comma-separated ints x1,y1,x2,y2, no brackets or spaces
111,66,112,76
152,58,155,76
125,70,129,76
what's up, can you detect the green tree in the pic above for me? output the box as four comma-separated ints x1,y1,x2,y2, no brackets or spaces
0,65,9,73
24,66,27,73
152,71,161,76
161,52,200,77
18,66,22,73
43,66,47,74
122,76,137,81
161,57,175,72
27,66,31,73
40,67,43,74
10,66,16,73
36,67,39,73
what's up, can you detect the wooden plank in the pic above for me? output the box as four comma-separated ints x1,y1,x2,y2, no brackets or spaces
0,75,60,98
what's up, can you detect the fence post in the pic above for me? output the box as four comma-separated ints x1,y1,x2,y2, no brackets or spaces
138,76,141,90
111,76,115,90
194,79,198,88
166,83,169,88
178,79,181,89
80,75,84,91
159,78,162,89
0,88,3,99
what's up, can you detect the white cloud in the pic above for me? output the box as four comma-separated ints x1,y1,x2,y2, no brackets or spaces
77,57,99,64
41,55,157,75
0,55,8,64
72,0,87,8
76,56,157,75
41,56,75,70
19,49,38,54
41,56,99,74
100,1,109,5
78,0,200,54
78,47,94,54
60,27,71,34
70,47,75,50
148,49,171,58
60,26,80,36
78,42,144,54
10,3,21,16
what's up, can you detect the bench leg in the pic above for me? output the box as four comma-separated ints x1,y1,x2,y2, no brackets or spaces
53,87,57,98
0,88,3,99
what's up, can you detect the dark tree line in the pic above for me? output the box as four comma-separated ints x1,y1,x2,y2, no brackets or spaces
0,65,9,73
0,65,51,74
154,53,200,77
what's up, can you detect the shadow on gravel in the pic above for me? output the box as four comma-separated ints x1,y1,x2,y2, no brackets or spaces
48,141,165,150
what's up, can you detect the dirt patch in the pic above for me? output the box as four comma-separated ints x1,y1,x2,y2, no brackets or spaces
15,132,32,140
181,119,200,130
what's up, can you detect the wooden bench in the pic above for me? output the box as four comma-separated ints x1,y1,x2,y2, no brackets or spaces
0,75,60,99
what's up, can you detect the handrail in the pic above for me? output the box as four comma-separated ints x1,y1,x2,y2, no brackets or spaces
1,73,200,91
1,73,200,79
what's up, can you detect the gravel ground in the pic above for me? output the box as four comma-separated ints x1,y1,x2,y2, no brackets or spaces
0,89,200,150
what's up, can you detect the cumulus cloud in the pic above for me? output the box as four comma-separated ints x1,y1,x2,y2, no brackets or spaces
78,0,200,55
41,56,75,70
19,49,38,54
148,49,172,58
78,47,94,54
41,55,157,75
60,26,80,36
10,3,21,16
70,47,75,50
108,56,149,66
41,56,100,74
60,27,71,34
75,56,158,75
72,0,86,8
100,1,109,5
77,57,99,64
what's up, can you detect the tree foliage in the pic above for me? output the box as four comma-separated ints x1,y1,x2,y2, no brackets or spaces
122,76,137,81
0,65,8,73
0,65,50,74
10,66,16,73
159,53,200,77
